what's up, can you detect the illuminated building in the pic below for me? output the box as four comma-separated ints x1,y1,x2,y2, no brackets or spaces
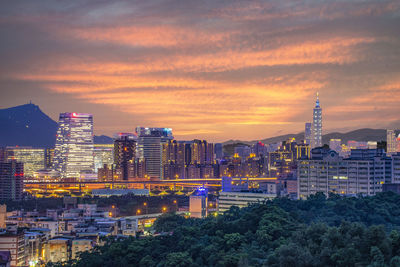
189,187,208,218
234,145,251,158
136,127,173,179
0,160,24,200
305,122,312,145
387,130,397,155
45,148,54,168
367,141,378,149
252,141,267,157
162,140,186,179
6,147,45,177
311,93,322,148
94,144,113,173
329,139,342,153
53,113,94,179
0,231,26,266
0,204,5,228
44,238,69,263
25,231,45,267
114,133,136,180
298,149,389,199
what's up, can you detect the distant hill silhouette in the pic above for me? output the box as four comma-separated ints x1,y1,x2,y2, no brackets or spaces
0,104,113,148
223,128,389,146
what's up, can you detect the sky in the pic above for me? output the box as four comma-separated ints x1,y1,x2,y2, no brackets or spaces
0,0,400,142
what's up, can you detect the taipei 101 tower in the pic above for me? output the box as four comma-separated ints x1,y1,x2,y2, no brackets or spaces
311,93,322,148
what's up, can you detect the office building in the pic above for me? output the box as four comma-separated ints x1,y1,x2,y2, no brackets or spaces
136,127,173,179
0,161,24,201
298,149,389,199
6,147,44,178
114,134,136,180
53,113,94,179
305,122,312,145
94,144,113,173
311,93,322,148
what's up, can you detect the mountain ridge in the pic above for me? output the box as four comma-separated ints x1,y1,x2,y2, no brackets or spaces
0,103,113,147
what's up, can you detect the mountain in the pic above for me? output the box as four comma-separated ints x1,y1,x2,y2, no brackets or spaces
0,103,113,148
223,128,390,147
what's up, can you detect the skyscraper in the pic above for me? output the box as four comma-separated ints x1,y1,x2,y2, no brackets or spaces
136,127,173,179
311,93,322,148
114,133,136,180
53,113,94,178
304,122,312,145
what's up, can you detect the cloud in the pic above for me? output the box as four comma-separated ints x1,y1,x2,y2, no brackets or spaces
0,0,400,141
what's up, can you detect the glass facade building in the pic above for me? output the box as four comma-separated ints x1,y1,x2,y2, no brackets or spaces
53,113,94,178
6,147,45,177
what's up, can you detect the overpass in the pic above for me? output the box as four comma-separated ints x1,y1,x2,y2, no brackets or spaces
24,177,278,189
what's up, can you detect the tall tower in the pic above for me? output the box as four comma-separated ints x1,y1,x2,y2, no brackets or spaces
53,113,94,178
311,93,322,148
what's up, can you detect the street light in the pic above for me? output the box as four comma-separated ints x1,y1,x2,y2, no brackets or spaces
162,207,167,213
136,209,141,215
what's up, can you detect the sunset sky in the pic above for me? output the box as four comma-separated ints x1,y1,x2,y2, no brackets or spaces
1,0,399,141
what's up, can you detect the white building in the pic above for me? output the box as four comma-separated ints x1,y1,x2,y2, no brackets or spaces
53,113,94,178
217,191,276,213
298,150,388,199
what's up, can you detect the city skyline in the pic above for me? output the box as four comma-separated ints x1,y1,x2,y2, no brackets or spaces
1,1,400,142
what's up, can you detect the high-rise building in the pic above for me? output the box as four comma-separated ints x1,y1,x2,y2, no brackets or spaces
311,93,322,148
6,147,45,177
387,130,397,155
53,113,94,179
136,127,173,179
304,122,312,145
94,144,114,173
0,160,24,200
114,134,136,180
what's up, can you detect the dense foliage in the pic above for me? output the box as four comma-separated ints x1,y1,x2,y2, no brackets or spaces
49,192,400,267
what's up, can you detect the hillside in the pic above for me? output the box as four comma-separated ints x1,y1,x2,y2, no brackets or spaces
0,103,113,147
223,128,389,147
